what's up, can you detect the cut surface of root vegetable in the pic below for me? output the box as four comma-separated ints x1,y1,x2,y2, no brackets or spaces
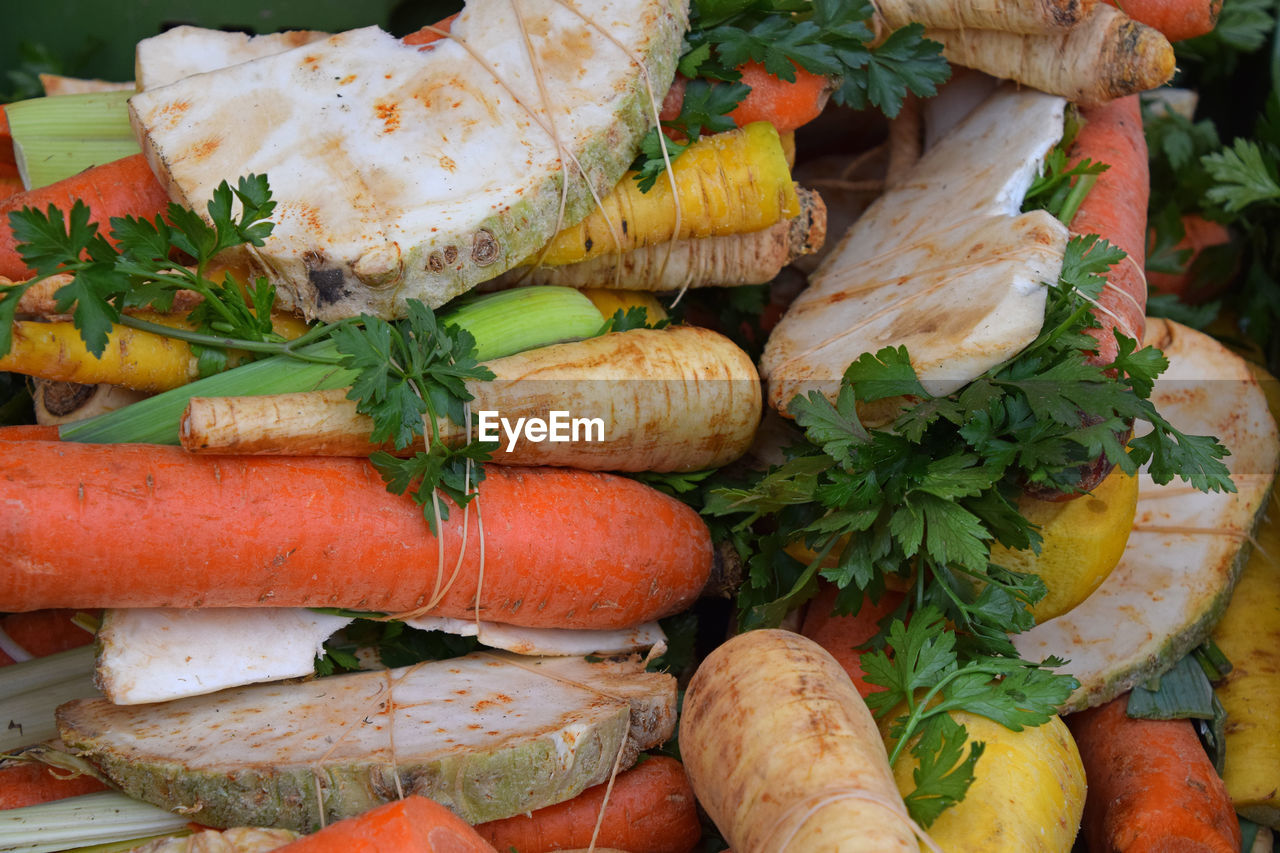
680,629,922,852
128,0,688,321
1013,318,1280,711
133,26,331,91
762,84,1068,415
58,652,675,831
34,381,149,425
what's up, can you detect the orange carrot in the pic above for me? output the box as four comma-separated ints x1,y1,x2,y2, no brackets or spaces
1067,695,1241,852
0,442,713,628
0,153,170,281
799,581,903,699
0,760,108,810
0,609,97,665
1147,212,1234,304
402,13,458,47
475,756,702,853
275,796,497,853
1068,94,1150,368
0,110,22,201
1104,0,1221,41
660,62,833,134
0,424,60,441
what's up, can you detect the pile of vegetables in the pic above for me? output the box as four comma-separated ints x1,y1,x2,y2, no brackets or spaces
1,0,1279,851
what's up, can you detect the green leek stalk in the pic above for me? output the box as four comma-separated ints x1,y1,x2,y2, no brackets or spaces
0,792,190,853
59,286,605,445
4,91,139,190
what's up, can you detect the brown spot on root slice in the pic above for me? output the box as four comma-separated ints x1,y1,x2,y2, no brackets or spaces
40,382,96,417
471,229,499,266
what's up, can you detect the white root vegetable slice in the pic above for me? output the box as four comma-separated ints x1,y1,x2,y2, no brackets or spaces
95,608,355,705
1013,318,1280,712
761,85,1068,414
128,0,687,321
133,27,331,91
59,653,675,831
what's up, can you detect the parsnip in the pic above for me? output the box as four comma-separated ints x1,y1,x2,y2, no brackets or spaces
875,0,1095,33
927,4,1174,105
180,325,761,473
680,630,921,852
33,379,149,425
489,186,826,290
537,122,800,266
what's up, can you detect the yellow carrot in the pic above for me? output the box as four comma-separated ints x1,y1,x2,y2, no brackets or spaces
0,312,309,392
536,122,800,266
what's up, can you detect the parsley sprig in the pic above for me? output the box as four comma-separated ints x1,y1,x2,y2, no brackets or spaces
3,176,497,530
632,0,949,189
2,175,285,374
861,609,1077,825
703,234,1233,822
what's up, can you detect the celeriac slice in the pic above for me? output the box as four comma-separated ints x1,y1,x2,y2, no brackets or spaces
134,26,331,91
1014,319,1280,712
128,0,688,321
761,84,1068,412
95,608,354,705
59,653,675,830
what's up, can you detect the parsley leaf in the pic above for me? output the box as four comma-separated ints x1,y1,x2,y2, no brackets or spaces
1203,138,1280,213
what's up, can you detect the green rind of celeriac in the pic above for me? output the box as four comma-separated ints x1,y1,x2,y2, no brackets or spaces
1057,487,1272,715
63,705,630,831
1012,319,1280,715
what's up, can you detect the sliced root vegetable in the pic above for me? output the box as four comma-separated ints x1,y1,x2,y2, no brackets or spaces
134,26,331,91
680,629,921,852
1212,481,1280,828
129,0,687,321
1068,695,1241,852
876,0,1096,33
1013,318,1280,712
536,122,800,267
885,712,1085,853
0,452,714,630
94,608,355,704
273,796,495,852
58,653,675,831
33,380,150,426
762,85,1068,414
487,186,826,290
179,326,761,473
926,5,1175,106
475,755,701,853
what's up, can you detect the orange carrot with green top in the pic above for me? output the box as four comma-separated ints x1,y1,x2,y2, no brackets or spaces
0,442,713,628
0,760,108,810
476,756,702,853
1067,694,1241,852
0,153,170,281
1103,0,1221,41
275,796,497,853
660,61,832,134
